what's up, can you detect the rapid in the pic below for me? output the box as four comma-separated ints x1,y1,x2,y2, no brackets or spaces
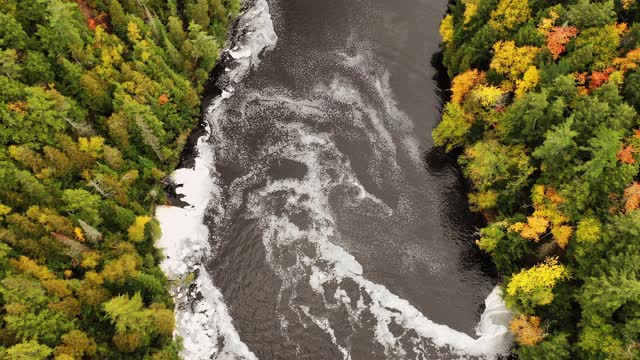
156,0,514,359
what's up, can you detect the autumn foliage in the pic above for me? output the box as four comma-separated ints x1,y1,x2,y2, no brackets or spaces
588,68,614,90
510,185,570,248
0,0,241,357
546,26,579,60
158,93,170,105
88,18,97,31
510,315,545,346
451,69,485,103
437,0,640,356
490,41,539,82
613,48,640,71
506,257,570,309
624,182,640,211
617,144,635,164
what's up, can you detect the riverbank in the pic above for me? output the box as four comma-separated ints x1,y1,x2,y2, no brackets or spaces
435,0,640,358
155,1,277,358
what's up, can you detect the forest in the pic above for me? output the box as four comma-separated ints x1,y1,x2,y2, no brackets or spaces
436,0,640,358
0,0,239,358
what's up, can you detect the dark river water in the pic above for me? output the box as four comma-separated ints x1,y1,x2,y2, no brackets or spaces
181,0,511,358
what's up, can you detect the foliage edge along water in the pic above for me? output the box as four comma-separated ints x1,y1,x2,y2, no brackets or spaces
435,0,640,358
0,0,242,358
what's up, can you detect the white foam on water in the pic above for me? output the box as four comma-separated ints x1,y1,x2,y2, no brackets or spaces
156,127,256,360
240,122,513,359
309,78,393,190
228,0,278,83
155,0,277,358
238,91,328,125
157,0,514,357
315,77,398,159
337,49,424,166
299,305,352,359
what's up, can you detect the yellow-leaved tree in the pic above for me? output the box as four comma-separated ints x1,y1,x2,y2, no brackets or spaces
78,136,105,158
432,102,473,151
509,185,572,248
440,14,454,43
463,0,479,24
489,0,531,32
0,203,11,221
575,217,601,251
506,257,570,311
515,66,540,98
127,215,151,242
470,85,504,108
490,41,539,88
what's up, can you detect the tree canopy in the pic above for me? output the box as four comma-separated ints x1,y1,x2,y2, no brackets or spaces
436,0,640,357
0,0,240,357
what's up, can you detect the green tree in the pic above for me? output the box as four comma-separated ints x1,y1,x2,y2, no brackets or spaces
35,0,87,62
62,189,102,226
54,330,97,359
516,333,572,360
0,12,28,49
567,128,636,215
532,117,579,183
477,221,531,273
0,87,82,149
20,51,54,86
0,49,21,80
190,0,211,29
5,341,52,360
4,309,76,346
571,25,620,70
501,91,565,147
104,292,154,352
109,0,128,37
79,70,113,114
167,16,187,47
460,139,534,209
565,0,615,29
623,69,640,110
432,102,473,151
182,22,219,82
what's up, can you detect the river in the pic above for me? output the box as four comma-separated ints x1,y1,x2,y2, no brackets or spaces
156,0,513,359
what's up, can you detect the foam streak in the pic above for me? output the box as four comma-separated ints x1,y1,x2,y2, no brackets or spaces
155,0,277,358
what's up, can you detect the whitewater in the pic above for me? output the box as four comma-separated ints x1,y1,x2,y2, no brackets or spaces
155,0,514,359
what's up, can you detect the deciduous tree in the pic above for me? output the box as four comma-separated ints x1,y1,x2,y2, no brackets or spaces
506,257,570,311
